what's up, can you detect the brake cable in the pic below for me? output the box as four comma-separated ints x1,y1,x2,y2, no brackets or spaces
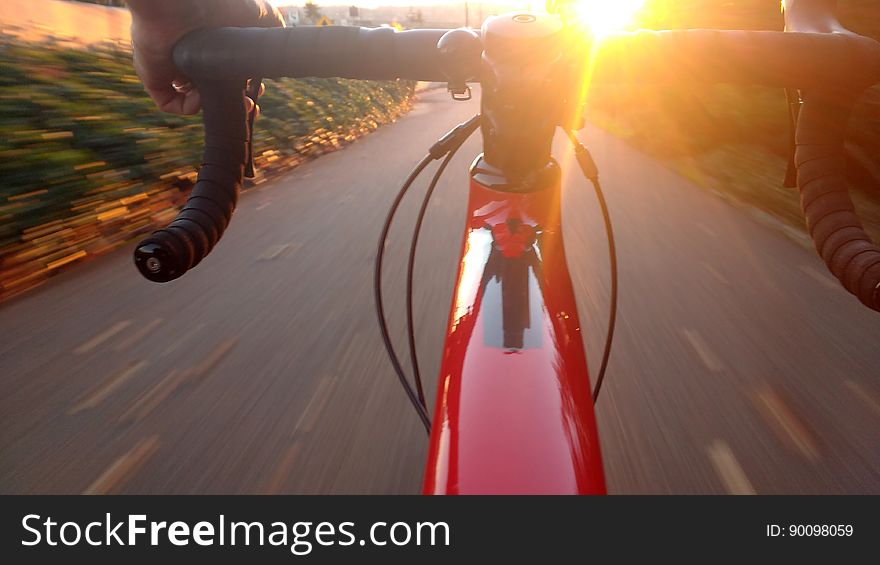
406,120,480,410
565,129,618,403
375,115,481,433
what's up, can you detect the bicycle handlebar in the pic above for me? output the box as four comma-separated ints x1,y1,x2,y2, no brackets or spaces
133,2,880,312
593,30,880,90
173,26,459,82
786,0,880,312
170,25,880,89
134,80,247,282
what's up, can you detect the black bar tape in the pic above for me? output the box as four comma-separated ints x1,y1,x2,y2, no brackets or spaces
134,80,248,282
594,30,880,90
175,207,220,250
796,92,880,311
797,155,847,189
819,226,870,264
173,26,454,82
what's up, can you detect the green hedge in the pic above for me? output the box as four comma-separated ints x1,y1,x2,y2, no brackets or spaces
0,36,414,299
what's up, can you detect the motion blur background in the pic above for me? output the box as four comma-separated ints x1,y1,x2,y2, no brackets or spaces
1,0,878,494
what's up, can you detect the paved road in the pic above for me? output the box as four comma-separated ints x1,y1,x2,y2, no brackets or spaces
1,88,879,494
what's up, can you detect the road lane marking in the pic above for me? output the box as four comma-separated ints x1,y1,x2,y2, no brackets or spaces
159,323,205,358
69,361,147,415
682,329,724,372
187,339,237,382
262,443,303,494
256,201,272,211
114,318,163,352
83,436,160,495
702,262,729,286
259,243,300,261
294,378,338,435
120,340,237,423
707,440,756,495
695,222,717,238
781,225,811,247
74,320,132,354
753,387,821,462
119,370,187,423
845,380,880,417
798,265,840,291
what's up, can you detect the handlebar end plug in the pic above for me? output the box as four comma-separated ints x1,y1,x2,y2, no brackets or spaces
134,240,185,283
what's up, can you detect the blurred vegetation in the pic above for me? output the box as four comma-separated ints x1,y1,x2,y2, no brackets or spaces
587,0,880,241
0,35,414,300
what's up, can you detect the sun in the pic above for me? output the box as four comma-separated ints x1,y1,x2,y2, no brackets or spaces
573,0,645,37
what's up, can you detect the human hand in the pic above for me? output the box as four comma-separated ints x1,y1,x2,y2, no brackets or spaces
128,0,283,115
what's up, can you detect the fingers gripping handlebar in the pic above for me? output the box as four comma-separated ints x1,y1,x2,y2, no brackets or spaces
133,26,467,283
133,1,281,282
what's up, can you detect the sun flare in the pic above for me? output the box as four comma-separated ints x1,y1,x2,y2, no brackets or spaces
573,0,645,36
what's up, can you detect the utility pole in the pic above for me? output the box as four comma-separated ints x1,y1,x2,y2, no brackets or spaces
465,2,469,27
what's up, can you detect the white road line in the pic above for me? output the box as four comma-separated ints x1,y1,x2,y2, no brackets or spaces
256,201,272,211
73,320,132,354
114,318,162,352
702,262,729,286
846,380,880,417
121,340,236,423
262,443,302,494
159,323,205,358
707,440,756,495
682,329,724,372
798,265,840,291
68,361,147,415
83,436,160,495
294,378,337,435
119,369,185,424
259,243,301,261
781,225,811,247
753,387,820,461
695,222,718,238
187,339,237,382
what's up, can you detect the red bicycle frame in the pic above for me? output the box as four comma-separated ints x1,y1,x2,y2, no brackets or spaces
423,157,606,494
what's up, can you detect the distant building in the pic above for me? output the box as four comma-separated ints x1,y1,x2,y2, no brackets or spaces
277,5,302,27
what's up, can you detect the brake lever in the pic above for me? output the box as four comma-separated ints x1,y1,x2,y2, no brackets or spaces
244,77,262,179
783,87,802,188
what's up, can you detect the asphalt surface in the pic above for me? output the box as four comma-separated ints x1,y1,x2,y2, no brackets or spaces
1,88,879,494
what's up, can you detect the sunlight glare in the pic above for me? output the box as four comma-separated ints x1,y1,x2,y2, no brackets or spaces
573,0,645,36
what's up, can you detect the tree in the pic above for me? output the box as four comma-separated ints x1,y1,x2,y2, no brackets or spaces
304,2,322,24
407,8,424,27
